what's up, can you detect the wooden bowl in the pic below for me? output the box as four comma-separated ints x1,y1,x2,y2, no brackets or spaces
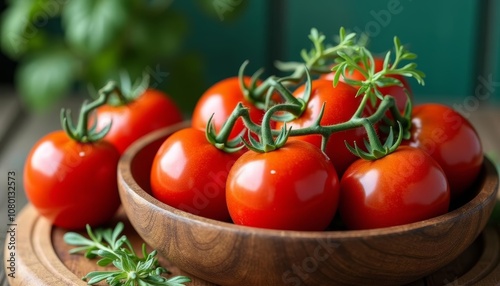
118,122,499,286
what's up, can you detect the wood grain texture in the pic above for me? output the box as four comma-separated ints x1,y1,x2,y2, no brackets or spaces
4,206,86,285
5,205,216,286
10,205,500,286
5,204,500,286
51,208,216,286
118,123,500,286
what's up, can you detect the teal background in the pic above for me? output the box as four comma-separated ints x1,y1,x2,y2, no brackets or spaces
172,0,499,105
492,0,500,103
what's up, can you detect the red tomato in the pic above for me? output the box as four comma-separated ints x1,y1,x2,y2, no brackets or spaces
403,103,483,199
275,79,366,176
150,128,242,221
23,131,121,229
95,88,183,154
191,77,265,140
321,57,412,114
226,140,340,231
340,146,450,230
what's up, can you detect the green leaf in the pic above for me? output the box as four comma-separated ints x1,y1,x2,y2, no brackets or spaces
97,249,119,261
166,276,192,285
63,232,94,246
97,257,115,267
376,77,402,87
85,271,117,284
16,50,77,110
62,0,129,54
275,60,302,72
85,249,99,259
1,0,65,59
1,1,34,58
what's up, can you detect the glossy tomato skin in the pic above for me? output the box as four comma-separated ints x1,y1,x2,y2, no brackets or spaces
191,77,265,140
96,88,183,154
226,140,340,231
321,57,412,114
340,146,450,230
276,79,366,176
403,103,483,199
150,128,242,221
23,131,121,230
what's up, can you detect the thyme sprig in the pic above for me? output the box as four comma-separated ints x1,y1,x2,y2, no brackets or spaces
332,36,425,106
240,27,361,109
64,222,191,286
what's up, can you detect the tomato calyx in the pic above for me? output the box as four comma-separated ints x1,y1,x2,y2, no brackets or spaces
238,60,268,110
380,95,413,140
61,82,116,143
242,103,292,153
205,103,248,153
267,69,312,122
346,120,403,160
94,72,151,107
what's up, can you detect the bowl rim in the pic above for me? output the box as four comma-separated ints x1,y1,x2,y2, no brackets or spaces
118,122,499,239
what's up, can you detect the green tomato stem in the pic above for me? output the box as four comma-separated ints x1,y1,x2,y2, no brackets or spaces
102,80,132,106
61,82,118,143
205,103,250,153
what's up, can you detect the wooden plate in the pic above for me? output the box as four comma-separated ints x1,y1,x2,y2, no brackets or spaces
4,204,500,286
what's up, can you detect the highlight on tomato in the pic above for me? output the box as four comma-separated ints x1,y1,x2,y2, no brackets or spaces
340,145,450,230
150,115,244,221
23,87,121,230
93,76,183,154
403,103,483,199
226,139,340,231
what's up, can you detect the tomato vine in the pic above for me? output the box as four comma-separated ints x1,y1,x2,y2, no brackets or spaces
206,27,425,160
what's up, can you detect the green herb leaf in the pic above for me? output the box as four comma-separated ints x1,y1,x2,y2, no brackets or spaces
63,232,94,246
85,271,120,284
65,223,191,286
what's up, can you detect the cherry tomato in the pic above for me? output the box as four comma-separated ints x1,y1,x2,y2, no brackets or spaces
321,57,412,114
403,103,483,199
275,79,366,176
226,140,340,231
150,128,242,221
340,146,450,230
24,131,121,229
191,77,265,140
95,88,183,154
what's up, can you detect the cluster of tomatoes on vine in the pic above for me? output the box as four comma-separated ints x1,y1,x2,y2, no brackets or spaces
23,27,483,232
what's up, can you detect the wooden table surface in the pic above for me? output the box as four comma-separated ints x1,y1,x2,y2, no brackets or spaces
1,91,500,285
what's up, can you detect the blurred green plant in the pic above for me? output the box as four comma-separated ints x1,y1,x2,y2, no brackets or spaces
0,0,236,112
